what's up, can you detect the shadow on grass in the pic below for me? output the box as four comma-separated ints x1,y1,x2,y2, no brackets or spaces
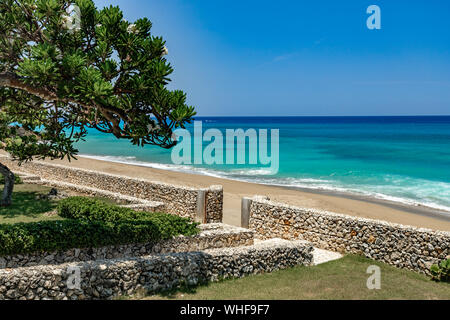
149,278,236,300
0,192,56,218
121,281,211,300
158,284,204,299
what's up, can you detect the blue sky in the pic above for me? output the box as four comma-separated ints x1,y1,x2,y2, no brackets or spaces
94,0,450,116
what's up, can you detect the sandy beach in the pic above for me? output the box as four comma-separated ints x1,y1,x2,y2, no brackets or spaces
25,155,450,232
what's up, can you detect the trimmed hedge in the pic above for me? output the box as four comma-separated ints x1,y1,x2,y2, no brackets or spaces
57,197,144,222
57,197,199,237
0,197,199,256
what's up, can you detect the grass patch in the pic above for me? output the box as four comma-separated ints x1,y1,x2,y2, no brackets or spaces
0,184,61,224
134,255,450,300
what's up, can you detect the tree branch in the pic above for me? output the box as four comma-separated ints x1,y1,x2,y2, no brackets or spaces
0,72,130,128
0,72,56,100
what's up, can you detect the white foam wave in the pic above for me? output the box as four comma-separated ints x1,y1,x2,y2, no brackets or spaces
256,178,450,213
228,168,276,176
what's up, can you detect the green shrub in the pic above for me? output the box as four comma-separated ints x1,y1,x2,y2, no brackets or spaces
0,175,23,185
430,259,450,282
57,197,200,236
0,217,199,256
57,197,142,222
0,197,199,256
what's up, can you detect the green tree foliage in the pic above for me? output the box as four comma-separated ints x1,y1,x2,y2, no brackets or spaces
0,0,196,205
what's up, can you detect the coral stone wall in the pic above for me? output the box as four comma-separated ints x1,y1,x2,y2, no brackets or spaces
248,197,450,274
0,156,223,223
0,224,253,269
205,185,224,223
0,239,313,300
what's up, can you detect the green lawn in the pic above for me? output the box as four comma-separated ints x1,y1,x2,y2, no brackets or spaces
0,184,62,224
133,255,450,300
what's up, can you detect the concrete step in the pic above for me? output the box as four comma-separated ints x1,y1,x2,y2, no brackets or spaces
15,172,41,182
120,203,166,212
311,248,343,266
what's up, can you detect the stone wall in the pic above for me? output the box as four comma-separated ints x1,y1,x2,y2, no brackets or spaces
34,178,167,212
0,156,223,223
0,239,313,300
205,185,224,223
246,197,450,274
0,224,253,269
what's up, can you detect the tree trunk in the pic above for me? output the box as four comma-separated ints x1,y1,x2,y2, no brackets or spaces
0,162,14,207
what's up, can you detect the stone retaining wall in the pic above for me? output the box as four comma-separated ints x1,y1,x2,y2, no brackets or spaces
0,224,253,269
246,196,450,274
0,239,313,300
0,156,223,223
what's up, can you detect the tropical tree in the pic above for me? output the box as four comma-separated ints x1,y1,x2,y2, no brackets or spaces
0,0,196,206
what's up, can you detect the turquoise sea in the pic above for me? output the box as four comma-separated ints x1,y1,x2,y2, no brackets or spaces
76,116,450,215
